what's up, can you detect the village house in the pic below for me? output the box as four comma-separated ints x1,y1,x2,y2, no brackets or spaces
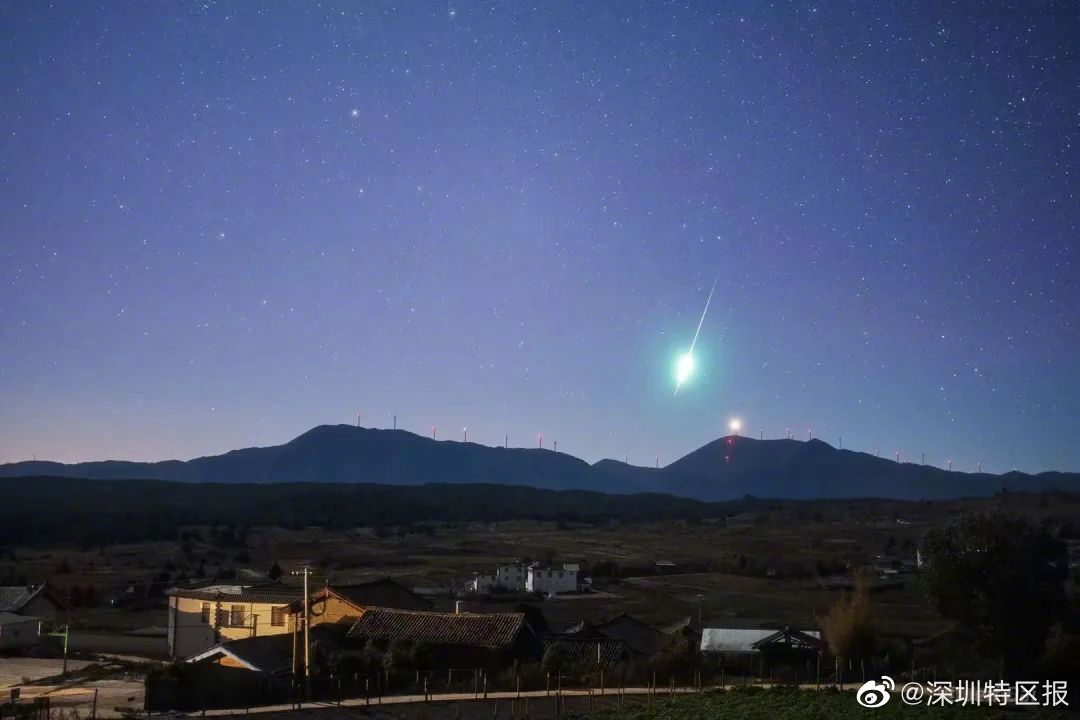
167,583,305,659
587,612,664,656
470,562,526,593
168,578,431,660
525,563,580,595
343,606,536,670
0,584,65,623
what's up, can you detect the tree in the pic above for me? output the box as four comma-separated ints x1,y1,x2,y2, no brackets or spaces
920,513,1068,676
268,561,283,581
823,567,877,662
541,642,571,673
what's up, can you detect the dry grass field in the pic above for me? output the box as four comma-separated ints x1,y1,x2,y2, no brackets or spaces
2,492,1077,640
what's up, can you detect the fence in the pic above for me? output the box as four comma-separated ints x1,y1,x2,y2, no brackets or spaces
146,655,948,713
1,690,101,720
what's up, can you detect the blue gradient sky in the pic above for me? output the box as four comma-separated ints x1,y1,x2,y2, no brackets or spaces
1,1,1077,473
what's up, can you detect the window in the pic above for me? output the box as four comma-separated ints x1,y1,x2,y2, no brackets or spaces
271,606,286,626
200,603,211,623
230,605,245,627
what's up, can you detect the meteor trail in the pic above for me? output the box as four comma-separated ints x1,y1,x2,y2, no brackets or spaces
675,270,720,395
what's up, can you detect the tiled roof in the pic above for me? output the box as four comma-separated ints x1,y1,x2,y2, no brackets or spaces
543,637,627,669
0,585,44,613
345,608,526,648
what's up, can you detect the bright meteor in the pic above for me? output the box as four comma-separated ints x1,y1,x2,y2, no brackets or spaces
674,271,720,395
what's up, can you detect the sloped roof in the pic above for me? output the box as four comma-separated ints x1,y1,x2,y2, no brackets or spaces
701,627,821,653
543,637,628,669
330,578,431,611
345,608,526,648
0,585,46,613
593,612,663,656
750,627,826,652
187,625,344,672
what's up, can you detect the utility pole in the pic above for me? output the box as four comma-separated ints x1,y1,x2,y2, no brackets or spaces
292,567,312,699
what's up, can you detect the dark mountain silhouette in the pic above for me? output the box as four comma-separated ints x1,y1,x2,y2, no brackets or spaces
2,424,1078,501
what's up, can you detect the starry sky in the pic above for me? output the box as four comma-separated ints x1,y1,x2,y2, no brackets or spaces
1,1,1077,474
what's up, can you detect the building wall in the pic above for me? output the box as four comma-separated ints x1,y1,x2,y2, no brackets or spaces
526,567,578,594
0,618,41,650
309,594,361,626
472,564,525,593
23,594,60,624
169,595,295,660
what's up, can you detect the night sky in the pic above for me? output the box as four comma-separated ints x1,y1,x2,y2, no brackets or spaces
2,2,1077,474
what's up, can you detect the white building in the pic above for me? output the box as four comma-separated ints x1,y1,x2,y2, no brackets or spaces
526,563,580,595
471,563,526,593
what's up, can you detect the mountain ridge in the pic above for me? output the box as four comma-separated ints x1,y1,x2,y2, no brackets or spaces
2,424,1078,501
